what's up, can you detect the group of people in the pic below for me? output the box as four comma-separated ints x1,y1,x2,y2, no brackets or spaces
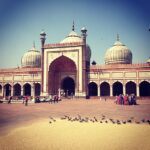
115,94,137,105
7,96,29,106
35,95,61,103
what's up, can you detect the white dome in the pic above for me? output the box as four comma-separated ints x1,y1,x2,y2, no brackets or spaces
105,37,132,64
21,46,41,68
60,25,91,61
60,30,82,43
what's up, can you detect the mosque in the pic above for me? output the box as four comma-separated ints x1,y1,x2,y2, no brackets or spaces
0,24,150,99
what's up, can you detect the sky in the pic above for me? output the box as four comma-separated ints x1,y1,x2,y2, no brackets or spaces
0,0,150,68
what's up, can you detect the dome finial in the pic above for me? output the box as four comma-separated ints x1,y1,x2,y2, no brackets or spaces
72,20,75,31
117,33,120,41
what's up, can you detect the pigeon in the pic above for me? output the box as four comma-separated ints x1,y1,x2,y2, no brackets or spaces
127,120,132,123
94,117,98,122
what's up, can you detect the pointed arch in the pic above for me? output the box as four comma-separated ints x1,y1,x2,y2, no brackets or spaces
23,83,31,96
100,82,110,96
126,81,136,95
4,83,11,96
13,83,21,96
139,81,150,96
48,55,76,95
113,81,123,96
88,82,98,96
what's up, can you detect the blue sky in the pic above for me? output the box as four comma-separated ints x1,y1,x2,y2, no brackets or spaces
0,0,150,68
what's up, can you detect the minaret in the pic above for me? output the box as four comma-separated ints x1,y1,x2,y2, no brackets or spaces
40,31,46,47
81,27,88,98
40,30,46,94
117,33,120,41
81,27,87,43
72,21,75,31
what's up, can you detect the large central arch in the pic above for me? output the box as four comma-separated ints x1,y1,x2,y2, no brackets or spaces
48,56,76,95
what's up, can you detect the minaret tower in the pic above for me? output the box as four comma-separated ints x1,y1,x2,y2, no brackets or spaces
72,21,75,31
40,31,46,94
117,33,120,41
81,27,88,98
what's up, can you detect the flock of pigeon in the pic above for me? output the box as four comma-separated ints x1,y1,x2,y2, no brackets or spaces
49,115,150,125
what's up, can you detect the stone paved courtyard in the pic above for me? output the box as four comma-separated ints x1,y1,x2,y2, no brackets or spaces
0,98,150,134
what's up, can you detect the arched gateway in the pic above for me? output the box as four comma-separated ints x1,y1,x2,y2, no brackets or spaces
40,25,90,98
48,56,76,95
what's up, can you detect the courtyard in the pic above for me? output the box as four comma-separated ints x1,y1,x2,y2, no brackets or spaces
0,98,150,150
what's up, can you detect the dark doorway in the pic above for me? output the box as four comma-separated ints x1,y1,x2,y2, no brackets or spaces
126,81,136,95
0,85,2,94
4,84,11,96
13,83,21,96
61,77,75,96
88,82,97,96
139,81,150,96
35,83,41,96
100,82,110,96
113,81,123,96
23,83,31,96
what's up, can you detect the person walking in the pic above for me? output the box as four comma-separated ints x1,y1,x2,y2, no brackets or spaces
25,96,28,106
8,96,12,104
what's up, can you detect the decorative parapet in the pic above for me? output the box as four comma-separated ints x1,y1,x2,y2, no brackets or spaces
90,63,150,72
0,67,41,74
44,42,83,49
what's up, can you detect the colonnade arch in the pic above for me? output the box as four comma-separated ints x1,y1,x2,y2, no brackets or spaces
100,82,110,96
23,83,31,96
0,83,41,97
139,81,150,96
4,84,11,96
113,81,123,96
13,83,21,96
88,82,97,96
0,80,150,97
125,81,136,95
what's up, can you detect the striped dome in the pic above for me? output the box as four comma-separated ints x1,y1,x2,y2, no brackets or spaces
21,46,41,68
105,36,132,64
